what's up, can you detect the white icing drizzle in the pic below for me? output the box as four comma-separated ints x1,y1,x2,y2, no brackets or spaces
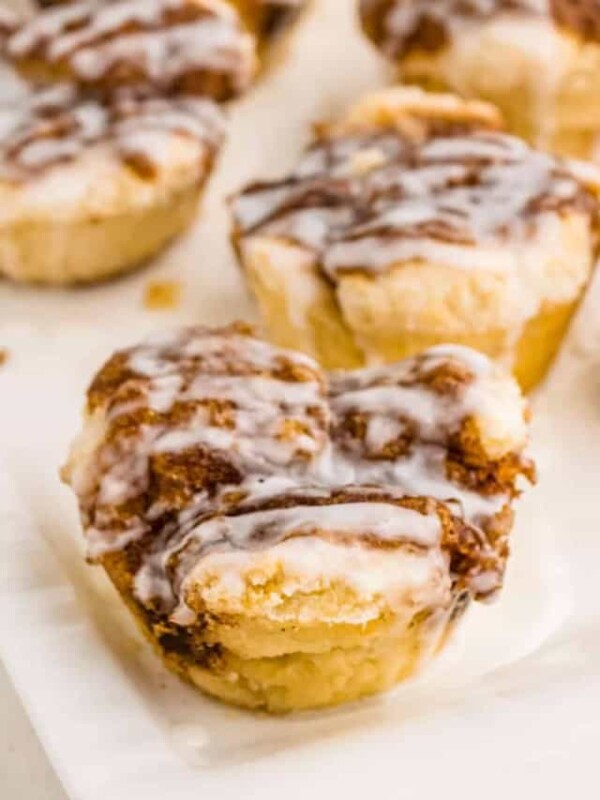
0,83,225,181
232,127,596,279
182,536,452,627
7,0,256,97
65,328,532,620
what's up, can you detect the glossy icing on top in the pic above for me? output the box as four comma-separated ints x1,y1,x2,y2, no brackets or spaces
231,114,599,278
64,324,533,622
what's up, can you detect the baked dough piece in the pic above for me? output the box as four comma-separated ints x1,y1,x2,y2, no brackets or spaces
231,87,600,391
63,323,534,712
7,0,257,101
0,83,224,284
359,0,600,159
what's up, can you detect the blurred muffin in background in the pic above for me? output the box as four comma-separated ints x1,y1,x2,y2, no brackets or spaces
63,323,534,712
231,86,600,391
7,0,258,100
359,0,600,160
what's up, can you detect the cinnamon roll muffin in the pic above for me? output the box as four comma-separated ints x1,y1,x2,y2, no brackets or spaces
0,83,224,284
359,0,600,159
63,323,534,712
231,87,600,391
7,0,257,101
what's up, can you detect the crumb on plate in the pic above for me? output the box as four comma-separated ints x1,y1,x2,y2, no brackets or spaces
144,280,182,311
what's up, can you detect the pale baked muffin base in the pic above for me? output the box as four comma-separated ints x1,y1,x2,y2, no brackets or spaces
102,547,460,713
0,184,202,285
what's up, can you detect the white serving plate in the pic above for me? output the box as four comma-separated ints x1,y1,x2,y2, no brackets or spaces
2,2,600,797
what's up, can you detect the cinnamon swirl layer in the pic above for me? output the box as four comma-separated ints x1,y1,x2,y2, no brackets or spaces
231,87,600,388
0,83,225,283
63,323,533,711
7,0,257,100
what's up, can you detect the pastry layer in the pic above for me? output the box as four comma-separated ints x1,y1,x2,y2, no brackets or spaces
63,324,533,711
0,84,224,283
231,87,600,388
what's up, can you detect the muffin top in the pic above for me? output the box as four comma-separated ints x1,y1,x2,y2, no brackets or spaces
0,83,225,183
231,88,600,280
63,323,533,619
360,0,600,58
6,0,257,100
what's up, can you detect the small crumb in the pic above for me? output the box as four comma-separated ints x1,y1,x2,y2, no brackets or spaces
0,347,9,367
144,280,182,311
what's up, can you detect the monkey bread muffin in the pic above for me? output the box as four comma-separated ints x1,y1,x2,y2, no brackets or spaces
231,87,600,391
63,323,534,712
